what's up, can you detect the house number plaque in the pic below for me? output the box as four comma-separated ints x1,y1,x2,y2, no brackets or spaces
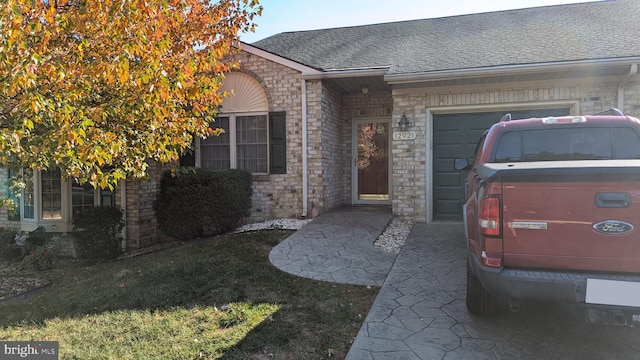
393,131,416,140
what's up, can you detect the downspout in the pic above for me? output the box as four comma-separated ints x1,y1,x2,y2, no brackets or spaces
120,180,127,250
618,64,638,112
301,78,309,218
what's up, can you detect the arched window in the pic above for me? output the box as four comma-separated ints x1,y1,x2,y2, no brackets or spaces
218,72,268,112
197,72,286,174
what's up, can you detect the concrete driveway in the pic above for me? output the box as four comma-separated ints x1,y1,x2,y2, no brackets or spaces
347,223,640,360
269,208,640,359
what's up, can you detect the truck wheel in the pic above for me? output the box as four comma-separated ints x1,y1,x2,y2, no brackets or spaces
466,261,496,315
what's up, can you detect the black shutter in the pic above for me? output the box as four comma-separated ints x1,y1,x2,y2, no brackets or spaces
179,139,196,167
269,112,286,174
179,151,195,167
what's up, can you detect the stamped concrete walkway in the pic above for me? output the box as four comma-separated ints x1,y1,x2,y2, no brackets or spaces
270,208,640,360
269,206,396,286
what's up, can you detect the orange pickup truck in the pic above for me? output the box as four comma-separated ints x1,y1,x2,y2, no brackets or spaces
455,109,640,325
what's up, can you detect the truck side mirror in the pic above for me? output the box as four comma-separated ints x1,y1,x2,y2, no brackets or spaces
454,158,473,171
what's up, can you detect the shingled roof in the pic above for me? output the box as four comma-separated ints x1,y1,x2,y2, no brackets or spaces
252,0,640,76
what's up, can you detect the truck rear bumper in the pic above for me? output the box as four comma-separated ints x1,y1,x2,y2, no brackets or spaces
469,254,640,304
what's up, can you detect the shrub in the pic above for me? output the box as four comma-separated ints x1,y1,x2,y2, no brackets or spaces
23,246,54,271
0,227,19,262
73,206,124,261
0,227,59,268
154,167,252,241
26,226,46,248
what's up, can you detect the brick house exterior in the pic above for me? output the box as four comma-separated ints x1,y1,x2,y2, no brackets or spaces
2,1,639,253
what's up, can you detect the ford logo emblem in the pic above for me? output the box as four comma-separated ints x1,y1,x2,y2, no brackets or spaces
593,220,634,235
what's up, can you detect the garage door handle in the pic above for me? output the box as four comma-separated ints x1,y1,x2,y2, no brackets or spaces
595,193,631,208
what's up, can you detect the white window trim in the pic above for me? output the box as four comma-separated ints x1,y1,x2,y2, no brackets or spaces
19,170,104,233
196,112,269,174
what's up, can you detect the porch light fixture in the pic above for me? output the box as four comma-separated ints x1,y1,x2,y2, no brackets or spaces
361,86,369,95
399,113,410,131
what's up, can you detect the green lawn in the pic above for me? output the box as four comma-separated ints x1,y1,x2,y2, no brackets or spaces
0,230,378,359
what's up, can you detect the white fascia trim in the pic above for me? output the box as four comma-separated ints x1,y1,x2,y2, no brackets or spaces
239,42,323,75
301,67,390,80
385,57,640,84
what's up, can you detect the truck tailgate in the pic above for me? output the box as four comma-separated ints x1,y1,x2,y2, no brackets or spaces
502,180,640,272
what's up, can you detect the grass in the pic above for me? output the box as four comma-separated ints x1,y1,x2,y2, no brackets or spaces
0,230,378,359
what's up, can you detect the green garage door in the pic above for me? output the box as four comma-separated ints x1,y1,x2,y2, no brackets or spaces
433,108,570,221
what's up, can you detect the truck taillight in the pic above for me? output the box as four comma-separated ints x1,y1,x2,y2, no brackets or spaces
479,196,501,237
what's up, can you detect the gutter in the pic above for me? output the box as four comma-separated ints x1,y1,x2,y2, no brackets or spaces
301,79,308,218
618,64,638,112
385,57,640,84
301,67,390,80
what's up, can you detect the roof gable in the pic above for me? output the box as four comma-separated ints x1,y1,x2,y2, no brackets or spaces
239,43,323,75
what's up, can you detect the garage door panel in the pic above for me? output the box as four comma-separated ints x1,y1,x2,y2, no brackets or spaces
436,172,461,186
435,200,462,220
433,159,459,169
432,108,570,221
433,163,460,178
435,137,464,145
434,185,464,198
435,145,466,158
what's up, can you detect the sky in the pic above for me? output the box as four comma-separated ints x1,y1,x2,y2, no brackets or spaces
240,0,603,43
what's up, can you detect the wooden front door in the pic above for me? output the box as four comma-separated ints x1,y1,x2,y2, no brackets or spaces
353,119,391,204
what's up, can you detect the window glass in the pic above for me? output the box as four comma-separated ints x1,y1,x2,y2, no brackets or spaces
101,189,115,207
72,179,95,214
612,128,640,159
201,117,230,169
23,170,34,220
568,128,611,160
494,132,521,162
199,115,269,173
41,169,62,220
522,130,571,161
236,115,268,173
7,169,20,221
493,127,638,162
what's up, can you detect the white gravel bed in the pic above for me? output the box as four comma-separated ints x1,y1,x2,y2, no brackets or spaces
374,218,414,253
234,217,413,254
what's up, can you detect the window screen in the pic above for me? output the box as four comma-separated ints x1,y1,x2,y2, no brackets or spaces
41,169,62,220
236,115,268,173
72,179,95,214
200,117,230,169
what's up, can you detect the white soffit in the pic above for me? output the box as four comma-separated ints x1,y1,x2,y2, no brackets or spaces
220,72,268,113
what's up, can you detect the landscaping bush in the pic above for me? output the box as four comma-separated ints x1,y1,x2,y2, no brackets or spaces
154,167,252,240
23,246,54,271
0,227,19,262
72,206,124,261
26,226,46,248
0,227,58,268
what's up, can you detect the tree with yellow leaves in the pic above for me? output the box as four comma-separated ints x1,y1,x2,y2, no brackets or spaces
0,0,261,189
